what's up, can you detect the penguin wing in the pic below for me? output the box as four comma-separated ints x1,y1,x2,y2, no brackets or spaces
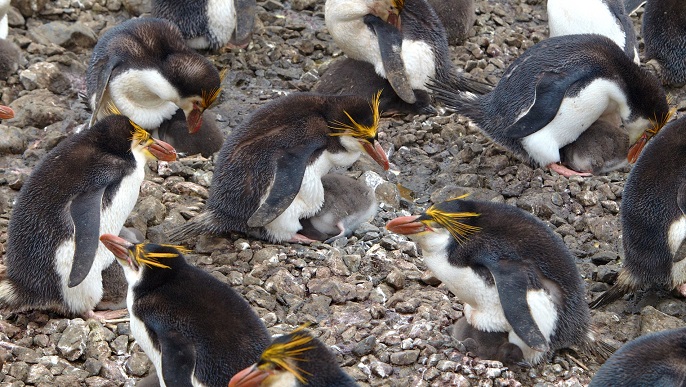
89,58,121,127
363,14,417,104
68,187,107,288
477,253,549,352
247,139,327,228
159,329,196,387
503,69,590,139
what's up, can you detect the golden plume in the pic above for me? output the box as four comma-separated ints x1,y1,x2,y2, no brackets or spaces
259,324,315,384
130,244,190,269
425,195,481,245
329,90,382,140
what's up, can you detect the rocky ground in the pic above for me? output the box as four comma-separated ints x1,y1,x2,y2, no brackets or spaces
1,0,686,386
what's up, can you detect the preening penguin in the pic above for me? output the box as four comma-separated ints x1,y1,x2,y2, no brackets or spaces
86,18,222,133
324,0,488,106
547,0,639,64
559,119,630,175
152,0,256,50
100,234,270,387
589,113,686,310
169,92,389,244
229,327,358,387
430,34,670,177
299,173,378,243
386,197,590,364
589,327,686,387
642,0,686,87
0,114,176,319
157,108,224,157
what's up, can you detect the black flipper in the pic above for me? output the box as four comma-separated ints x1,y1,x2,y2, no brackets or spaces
233,0,256,46
623,0,646,14
476,254,549,352
89,59,120,127
504,69,591,139
68,187,106,288
247,140,326,228
677,182,686,216
363,14,417,104
159,330,196,387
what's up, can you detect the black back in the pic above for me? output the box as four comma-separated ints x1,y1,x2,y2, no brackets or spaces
643,0,686,86
401,0,453,82
151,0,209,44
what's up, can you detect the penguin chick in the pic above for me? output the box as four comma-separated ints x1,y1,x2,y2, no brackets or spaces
299,173,377,243
86,18,222,133
643,0,686,87
100,234,270,387
452,317,524,365
152,0,256,50
169,92,390,244
157,108,224,157
547,0,639,64
590,114,686,309
426,0,475,45
559,119,630,175
386,197,590,364
0,38,21,81
325,0,488,106
229,327,358,387
430,34,671,178
589,327,686,387
312,57,436,116
0,115,176,319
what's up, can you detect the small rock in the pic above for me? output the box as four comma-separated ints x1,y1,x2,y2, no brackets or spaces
29,21,97,48
57,320,89,361
640,306,686,335
390,349,420,365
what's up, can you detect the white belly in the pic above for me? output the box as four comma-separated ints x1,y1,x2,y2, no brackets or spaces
401,40,436,90
669,216,686,288
548,0,626,47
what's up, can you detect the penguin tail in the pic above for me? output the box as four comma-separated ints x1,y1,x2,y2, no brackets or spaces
588,270,636,309
426,75,486,121
167,211,216,242
580,328,616,362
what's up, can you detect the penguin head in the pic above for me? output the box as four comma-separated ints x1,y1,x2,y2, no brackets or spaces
386,196,482,251
328,91,390,170
128,118,178,162
164,57,224,134
95,111,177,162
368,0,403,27
626,106,676,163
229,327,348,387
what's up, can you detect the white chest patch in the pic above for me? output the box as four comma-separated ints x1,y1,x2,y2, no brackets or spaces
520,78,629,166
206,0,236,48
263,144,361,242
668,217,686,288
400,40,436,90
55,149,146,314
127,275,165,386
325,2,384,72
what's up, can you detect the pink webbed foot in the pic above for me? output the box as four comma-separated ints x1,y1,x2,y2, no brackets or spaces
83,309,129,323
287,233,319,245
678,283,686,297
547,163,592,178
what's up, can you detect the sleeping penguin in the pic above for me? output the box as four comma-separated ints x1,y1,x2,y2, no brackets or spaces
386,197,590,364
430,34,670,177
0,114,176,320
229,326,358,387
169,92,389,244
152,0,256,50
589,112,686,310
99,234,270,387
325,0,488,107
86,18,222,134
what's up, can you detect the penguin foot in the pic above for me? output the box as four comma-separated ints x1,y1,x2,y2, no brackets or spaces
288,233,319,245
678,283,686,297
547,163,592,178
83,308,129,323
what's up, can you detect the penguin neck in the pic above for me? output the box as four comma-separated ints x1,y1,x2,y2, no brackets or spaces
107,68,181,130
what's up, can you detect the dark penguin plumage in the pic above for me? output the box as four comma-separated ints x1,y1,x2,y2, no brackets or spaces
157,109,224,157
430,34,670,177
589,327,686,387
386,198,590,364
152,0,256,50
325,0,488,107
426,0,475,45
97,227,146,312
168,92,389,244
452,317,524,365
86,18,222,134
547,0,639,64
0,115,176,319
589,113,686,310
559,119,630,175
100,234,271,387
299,173,377,243
643,0,686,87
312,57,435,115
229,327,358,387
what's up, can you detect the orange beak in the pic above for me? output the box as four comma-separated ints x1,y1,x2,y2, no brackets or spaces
147,138,177,161
228,364,272,387
627,134,648,163
0,105,14,119
362,140,390,170
186,104,203,134
386,215,426,234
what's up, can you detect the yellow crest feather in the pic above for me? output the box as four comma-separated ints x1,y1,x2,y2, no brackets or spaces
259,325,316,384
328,90,382,140
131,244,190,269
201,68,227,109
425,196,481,245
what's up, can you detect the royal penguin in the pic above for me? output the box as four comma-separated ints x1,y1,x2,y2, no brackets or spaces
426,0,475,45
589,327,686,387
157,108,224,157
86,18,222,134
312,57,435,115
169,92,389,244
547,0,639,64
324,0,488,107
589,113,686,310
99,234,270,387
559,119,630,175
386,197,591,364
642,0,686,87
0,114,176,320
299,173,378,243
229,327,358,387
152,0,256,50
430,34,670,177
